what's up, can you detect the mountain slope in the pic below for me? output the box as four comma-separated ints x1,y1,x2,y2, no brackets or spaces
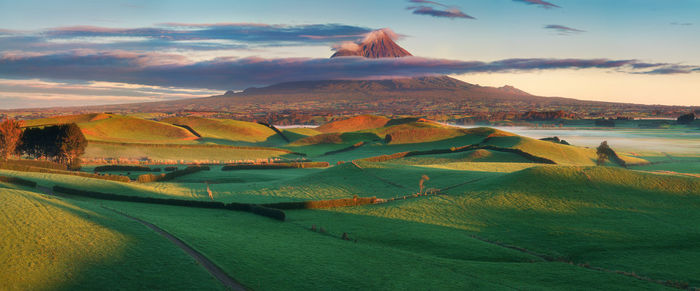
331,29,412,58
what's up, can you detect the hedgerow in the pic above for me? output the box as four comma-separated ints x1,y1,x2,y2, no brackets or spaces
221,162,329,170
0,161,131,182
137,165,210,182
52,185,286,221
94,165,154,172
0,175,37,188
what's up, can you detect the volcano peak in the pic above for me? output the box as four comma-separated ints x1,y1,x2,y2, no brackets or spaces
331,28,413,58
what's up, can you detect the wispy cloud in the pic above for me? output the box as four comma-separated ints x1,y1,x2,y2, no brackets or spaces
1,51,695,91
512,0,560,9
407,0,475,19
0,78,218,109
544,25,585,35
670,22,693,26
0,23,374,53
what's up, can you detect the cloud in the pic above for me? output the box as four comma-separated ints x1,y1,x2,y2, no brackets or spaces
670,22,693,26
512,0,560,9
1,51,696,91
408,0,448,7
544,25,585,35
406,0,475,19
0,23,374,53
0,78,218,109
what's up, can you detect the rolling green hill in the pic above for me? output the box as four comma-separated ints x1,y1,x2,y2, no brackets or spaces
161,116,285,145
0,187,222,290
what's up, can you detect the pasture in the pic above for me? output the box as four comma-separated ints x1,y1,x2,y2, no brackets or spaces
2,114,698,290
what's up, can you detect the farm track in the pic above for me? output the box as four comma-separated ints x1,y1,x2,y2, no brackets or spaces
31,185,246,289
101,206,247,291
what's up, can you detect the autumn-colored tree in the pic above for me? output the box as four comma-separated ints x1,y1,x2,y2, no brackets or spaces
0,119,24,160
418,174,430,194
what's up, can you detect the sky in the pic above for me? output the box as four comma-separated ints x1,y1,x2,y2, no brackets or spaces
0,0,698,108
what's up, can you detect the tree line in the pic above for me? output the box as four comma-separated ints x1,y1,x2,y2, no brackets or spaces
0,119,87,170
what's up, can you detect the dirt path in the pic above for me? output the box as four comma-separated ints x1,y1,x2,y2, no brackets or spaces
101,206,247,291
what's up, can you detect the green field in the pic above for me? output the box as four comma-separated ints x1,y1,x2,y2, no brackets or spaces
2,114,699,290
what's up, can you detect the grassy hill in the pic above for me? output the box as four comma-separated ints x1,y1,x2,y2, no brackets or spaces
0,187,222,290
334,166,700,287
79,115,198,144
161,116,285,145
316,115,390,133
23,113,198,144
21,113,112,127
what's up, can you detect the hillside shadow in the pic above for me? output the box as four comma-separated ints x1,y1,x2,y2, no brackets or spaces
9,190,223,290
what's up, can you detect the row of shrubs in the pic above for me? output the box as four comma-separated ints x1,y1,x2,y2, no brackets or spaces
137,166,210,182
221,162,330,170
94,165,159,172
90,140,303,155
52,185,286,221
358,145,557,164
0,162,131,182
0,175,38,188
261,196,378,209
322,141,365,156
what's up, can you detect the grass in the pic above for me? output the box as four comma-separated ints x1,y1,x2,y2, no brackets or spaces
161,116,286,145
4,115,698,290
78,115,198,144
333,166,700,286
93,199,670,290
21,113,112,127
0,188,223,290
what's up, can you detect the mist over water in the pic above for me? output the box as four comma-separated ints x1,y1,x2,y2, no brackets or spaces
277,124,699,155
460,126,700,155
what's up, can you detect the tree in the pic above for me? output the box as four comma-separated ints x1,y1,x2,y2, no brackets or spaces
596,141,611,166
18,123,87,169
0,119,24,160
418,175,430,195
677,113,695,124
56,124,87,169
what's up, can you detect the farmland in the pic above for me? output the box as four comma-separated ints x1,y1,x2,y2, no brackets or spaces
1,114,699,290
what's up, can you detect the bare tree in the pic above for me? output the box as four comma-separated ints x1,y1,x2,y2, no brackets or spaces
0,119,24,160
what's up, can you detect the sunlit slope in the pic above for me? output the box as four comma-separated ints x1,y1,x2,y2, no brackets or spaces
335,166,700,286
23,113,198,144
0,188,222,290
79,115,198,143
161,116,286,145
21,113,112,127
482,135,648,166
316,115,390,133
